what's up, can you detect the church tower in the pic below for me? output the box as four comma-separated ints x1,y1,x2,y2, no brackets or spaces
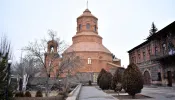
45,40,60,77
64,8,118,82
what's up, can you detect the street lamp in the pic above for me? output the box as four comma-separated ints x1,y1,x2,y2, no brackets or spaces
8,60,12,83
6,60,12,100
58,79,61,91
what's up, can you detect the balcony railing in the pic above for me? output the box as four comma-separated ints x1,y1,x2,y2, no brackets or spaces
150,50,175,60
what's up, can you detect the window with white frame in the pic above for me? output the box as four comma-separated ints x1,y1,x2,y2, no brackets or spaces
88,58,92,64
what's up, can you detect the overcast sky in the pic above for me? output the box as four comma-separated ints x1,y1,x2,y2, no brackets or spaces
0,0,174,67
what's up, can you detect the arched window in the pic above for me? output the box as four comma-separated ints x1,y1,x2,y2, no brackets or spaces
94,25,97,31
86,23,90,30
50,46,54,53
88,58,91,64
79,24,82,31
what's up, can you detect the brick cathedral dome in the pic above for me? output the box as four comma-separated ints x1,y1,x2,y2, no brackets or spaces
64,9,111,55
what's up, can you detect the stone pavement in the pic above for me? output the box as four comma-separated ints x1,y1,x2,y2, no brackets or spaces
105,86,175,100
78,86,117,100
78,85,175,100
141,86,175,100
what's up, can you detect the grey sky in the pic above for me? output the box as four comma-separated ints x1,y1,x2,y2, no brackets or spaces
0,0,174,67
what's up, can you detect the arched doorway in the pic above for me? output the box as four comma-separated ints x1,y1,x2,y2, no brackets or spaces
144,71,151,85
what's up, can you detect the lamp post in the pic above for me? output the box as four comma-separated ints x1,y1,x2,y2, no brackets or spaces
58,79,61,91
6,60,12,100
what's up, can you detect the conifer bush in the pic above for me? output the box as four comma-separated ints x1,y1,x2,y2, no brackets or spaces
35,90,43,97
99,72,112,90
111,67,125,92
122,63,144,98
15,92,24,97
0,36,14,99
25,91,31,97
97,68,106,85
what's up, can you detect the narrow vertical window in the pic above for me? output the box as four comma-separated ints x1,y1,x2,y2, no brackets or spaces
138,54,140,63
88,58,91,64
163,43,166,54
94,25,96,31
155,46,158,55
143,52,146,61
86,23,90,30
148,49,151,56
79,24,82,31
131,57,134,63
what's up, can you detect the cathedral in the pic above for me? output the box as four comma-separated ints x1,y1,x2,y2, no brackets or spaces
45,8,121,82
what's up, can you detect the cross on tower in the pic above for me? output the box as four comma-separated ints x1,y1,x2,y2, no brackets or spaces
87,0,88,9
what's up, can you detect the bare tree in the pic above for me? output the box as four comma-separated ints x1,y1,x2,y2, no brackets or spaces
12,55,41,91
24,30,82,96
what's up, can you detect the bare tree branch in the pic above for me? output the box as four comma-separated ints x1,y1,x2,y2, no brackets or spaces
22,30,83,96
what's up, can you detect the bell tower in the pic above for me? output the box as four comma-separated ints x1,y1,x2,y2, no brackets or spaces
47,40,58,53
44,39,60,77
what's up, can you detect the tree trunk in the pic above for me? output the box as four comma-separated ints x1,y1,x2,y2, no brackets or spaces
132,94,135,99
45,76,49,97
22,74,29,91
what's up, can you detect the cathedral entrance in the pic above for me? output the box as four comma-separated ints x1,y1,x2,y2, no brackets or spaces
144,71,151,85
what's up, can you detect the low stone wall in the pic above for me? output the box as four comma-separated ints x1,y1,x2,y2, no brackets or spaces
66,83,82,100
13,95,64,100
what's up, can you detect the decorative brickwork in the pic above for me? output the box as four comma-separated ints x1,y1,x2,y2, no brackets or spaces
44,9,121,81
63,9,121,82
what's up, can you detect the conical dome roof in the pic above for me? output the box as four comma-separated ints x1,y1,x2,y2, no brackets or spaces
77,9,97,19
64,42,111,54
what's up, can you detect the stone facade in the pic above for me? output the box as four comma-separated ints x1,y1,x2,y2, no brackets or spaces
128,21,175,86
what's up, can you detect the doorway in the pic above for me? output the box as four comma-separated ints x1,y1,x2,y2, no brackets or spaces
144,71,151,85
167,71,172,87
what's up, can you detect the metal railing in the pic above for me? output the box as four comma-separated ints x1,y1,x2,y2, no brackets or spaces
150,51,175,60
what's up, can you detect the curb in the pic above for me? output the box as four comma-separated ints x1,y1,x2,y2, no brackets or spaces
66,83,82,100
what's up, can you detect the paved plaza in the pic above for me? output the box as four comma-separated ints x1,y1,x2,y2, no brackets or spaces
78,86,175,100
141,86,175,100
78,86,117,100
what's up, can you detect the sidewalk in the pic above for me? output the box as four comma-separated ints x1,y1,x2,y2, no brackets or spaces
141,86,175,100
78,86,117,100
